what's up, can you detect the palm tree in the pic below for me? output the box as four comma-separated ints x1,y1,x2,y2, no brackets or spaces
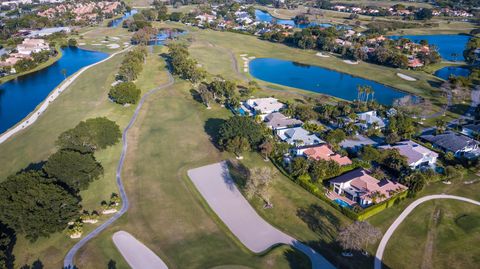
61,68,67,79
357,86,364,102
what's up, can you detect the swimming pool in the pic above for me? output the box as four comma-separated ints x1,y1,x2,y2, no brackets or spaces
334,198,352,208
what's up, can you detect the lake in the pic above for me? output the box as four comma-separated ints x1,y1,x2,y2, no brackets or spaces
389,34,471,61
0,47,108,134
434,66,471,80
109,9,138,28
249,58,409,105
255,10,333,29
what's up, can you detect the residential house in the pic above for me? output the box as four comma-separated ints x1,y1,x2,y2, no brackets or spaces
356,111,386,129
16,39,49,55
277,127,323,147
195,13,216,24
297,144,352,166
340,134,378,152
264,112,303,130
244,97,285,117
379,140,438,169
420,131,480,158
329,168,407,207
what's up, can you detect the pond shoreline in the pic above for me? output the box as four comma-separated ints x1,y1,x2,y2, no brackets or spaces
0,47,121,143
0,46,63,86
249,57,421,105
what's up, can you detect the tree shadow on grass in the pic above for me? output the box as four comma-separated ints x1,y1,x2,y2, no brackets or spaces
283,247,311,269
449,103,471,116
0,223,16,269
189,89,203,104
427,79,443,89
226,160,250,189
204,118,226,148
295,204,391,269
296,204,340,241
20,259,43,269
107,259,117,269
17,161,46,174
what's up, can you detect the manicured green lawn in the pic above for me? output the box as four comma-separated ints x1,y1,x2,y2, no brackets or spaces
74,77,312,269
75,26,132,53
381,200,480,269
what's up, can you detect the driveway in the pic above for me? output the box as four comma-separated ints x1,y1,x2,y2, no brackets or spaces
374,194,480,269
188,162,335,269
113,231,168,269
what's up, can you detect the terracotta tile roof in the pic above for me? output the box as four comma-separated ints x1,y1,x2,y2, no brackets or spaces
303,144,352,166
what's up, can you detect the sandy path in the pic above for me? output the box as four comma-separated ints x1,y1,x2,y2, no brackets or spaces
113,231,168,269
374,194,480,269
188,162,335,269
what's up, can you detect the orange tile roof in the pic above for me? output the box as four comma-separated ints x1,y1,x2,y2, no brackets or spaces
303,144,352,166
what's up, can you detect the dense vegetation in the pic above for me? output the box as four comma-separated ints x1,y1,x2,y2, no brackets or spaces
0,117,121,266
118,46,147,82
0,171,80,241
166,43,206,83
44,150,104,191
464,37,480,65
109,81,141,105
56,117,121,153
261,27,441,68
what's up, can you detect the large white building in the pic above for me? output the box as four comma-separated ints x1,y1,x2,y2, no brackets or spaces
16,39,50,56
244,97,285,116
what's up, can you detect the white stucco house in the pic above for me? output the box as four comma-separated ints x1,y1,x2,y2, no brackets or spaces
379,140,438,169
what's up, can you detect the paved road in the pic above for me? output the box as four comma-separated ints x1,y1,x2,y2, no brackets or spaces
374,194,480,269
0,47,131,145
63,70,174,268
188,162,335,269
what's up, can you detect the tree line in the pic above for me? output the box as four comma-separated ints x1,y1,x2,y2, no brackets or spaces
261,26,441,68
109,47,147,105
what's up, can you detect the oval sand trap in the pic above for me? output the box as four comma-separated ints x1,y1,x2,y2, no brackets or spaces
397,73,417,81
113,231,168,269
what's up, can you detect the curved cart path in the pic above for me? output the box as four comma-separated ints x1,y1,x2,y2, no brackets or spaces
63,71,174,268
188,162,335,269
374,194,480,269
0,47,131,145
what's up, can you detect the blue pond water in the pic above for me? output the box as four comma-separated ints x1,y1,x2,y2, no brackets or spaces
389,34,471,61
249,58,408,105
109,9,138,28
0,47,108,134
434,66,471,80
255,9,333,29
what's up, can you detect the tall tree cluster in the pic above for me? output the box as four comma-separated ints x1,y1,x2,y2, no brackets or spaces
0,117,121,247
167,43,206,84
118,46,148,82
